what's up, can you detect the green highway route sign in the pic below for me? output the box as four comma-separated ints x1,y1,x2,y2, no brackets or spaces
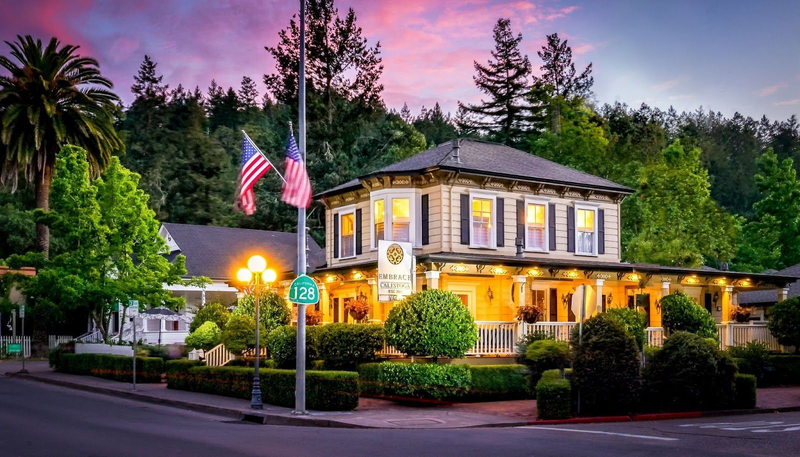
288,274,319,305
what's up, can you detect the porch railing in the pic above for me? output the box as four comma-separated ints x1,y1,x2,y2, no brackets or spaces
646,327,664,347
469,321,518,355
48,335,73,349
520,322,577,342
205,343,236,367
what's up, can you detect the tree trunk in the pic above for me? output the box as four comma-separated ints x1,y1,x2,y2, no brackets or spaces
34,164,53,258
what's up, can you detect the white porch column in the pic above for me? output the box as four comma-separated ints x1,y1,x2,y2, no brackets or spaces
779,287,790,302
512,275,527,306
318,283,329,322
595,279,605,314
425,271,440,290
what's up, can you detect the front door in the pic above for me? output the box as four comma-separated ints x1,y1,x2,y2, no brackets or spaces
549,288,558,321
332,298,340,323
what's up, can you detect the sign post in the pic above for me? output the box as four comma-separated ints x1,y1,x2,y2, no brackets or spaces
290,274,318,414
129,300,139,391
18,305,27,374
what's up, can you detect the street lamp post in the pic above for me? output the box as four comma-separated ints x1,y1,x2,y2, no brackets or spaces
237,255,276,410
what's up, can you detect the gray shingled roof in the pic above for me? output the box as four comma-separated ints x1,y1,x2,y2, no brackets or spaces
318,139,634,197
162,223,324,279
739,263,800,305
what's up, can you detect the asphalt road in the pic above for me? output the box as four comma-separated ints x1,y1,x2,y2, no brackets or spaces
2,376,799,457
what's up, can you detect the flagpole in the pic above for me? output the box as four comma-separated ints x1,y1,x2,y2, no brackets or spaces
294,0,308,415
241,130,287,184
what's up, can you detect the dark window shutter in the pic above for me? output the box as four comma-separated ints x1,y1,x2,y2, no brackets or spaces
567,206,575,253
460,194,470,245
355,209,363,255
496,198,504,247
421,194,430,245
598,209,605,254
516,199,524,248
333,213,340,258
548,203,556,251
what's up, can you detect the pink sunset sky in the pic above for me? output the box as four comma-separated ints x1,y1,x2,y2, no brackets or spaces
2,0,799,120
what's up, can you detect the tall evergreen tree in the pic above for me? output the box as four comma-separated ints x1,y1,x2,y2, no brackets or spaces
459,18,541,147
413,102,458,146
238,76,259,108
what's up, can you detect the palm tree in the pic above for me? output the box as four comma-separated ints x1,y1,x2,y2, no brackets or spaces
0,35,123,255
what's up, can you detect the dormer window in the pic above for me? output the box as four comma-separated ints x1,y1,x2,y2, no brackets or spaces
371,189,418,247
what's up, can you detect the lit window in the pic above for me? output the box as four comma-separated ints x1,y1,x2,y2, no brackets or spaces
526,203,546,250
530,289,546,308
392,198,410,242
374,199,384,247
340,212,355,258
472,198,492,248
576,207,595,255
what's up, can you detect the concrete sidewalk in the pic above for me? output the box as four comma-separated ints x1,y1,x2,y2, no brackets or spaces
1,361,534,429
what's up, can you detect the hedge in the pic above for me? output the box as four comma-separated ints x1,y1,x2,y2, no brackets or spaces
58,353,163,383
165,359,204,390
733,374,757,409
358,362,471,400
467,365,531,401
315,323,384,370
536,375,572,420
175,366,359,411
734,355,800,387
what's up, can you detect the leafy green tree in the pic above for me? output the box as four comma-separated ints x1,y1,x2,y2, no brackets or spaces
735,150,800,271
0,35,123,255
767,297,800,352
221,314,266,355
12,145,189,341
626,140,736,267
232,292,290,334
190,302,231,333
0,187,36,257
458,18,541,147
185,321,222,351
529,103,608,174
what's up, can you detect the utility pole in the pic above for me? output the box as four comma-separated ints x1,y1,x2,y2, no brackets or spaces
294,0,308,415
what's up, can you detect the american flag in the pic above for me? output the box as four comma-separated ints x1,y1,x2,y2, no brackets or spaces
237,135,272,215
281,132,312,208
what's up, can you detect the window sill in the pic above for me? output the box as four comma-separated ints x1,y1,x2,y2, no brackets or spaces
469,245,498,250
574,252,598,257
337,255,357,261
524,249,550,254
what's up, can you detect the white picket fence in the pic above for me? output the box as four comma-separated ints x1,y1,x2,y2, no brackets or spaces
0,336,31,357
48,335,73,349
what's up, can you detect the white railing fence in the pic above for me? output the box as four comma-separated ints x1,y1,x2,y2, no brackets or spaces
205,343,236,367
1,336,31,357
646,327,664,347
470,321,517,355
48,335,73,349
521,322,577,343
727,323,782,351
76,330,103,343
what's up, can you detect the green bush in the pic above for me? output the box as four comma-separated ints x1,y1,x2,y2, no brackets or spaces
644,331,737,412
768,356,800,386
165,359,204,390
315,323,384,370
643,345,661,365
190,302,231,333
606,308,648,349
525,340,571,386
729,342,772,385
221,315,267,355
385,290,477,359
48,341,74,369
357,362,471,400
233,292,291,334
467,365,531,401
178,366,358,410
226,358,277,368
734,354,800,387
536,377,572,420
662,292,718,340
265,325,319,368
185,321,222,351
516,331,554,360
139,344,189,360
571,314,641,416
59,353,163,383
733,373,757,409
768,297,800,351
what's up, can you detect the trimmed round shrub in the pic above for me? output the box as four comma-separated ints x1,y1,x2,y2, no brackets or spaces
606,307,647,349
265,325,319,369
661,292,718,340
768,296,800,351
571,313,641,416
525,340,571,385
384,289,477,359
644,331,737,411
189,302,230,333
221,315,267,355
516,331,554,361
316,323,385,370
185,321,222,351
232,292,291,334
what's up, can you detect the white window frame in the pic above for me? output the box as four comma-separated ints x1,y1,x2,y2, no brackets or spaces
469,190,497,250
370,189,419,249
574,202,598,257
336,204,357,259
524,197,549,252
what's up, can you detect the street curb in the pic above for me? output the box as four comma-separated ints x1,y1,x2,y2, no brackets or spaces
525,407,800,426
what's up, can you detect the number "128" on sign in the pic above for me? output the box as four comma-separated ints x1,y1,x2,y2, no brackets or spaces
288,275,319,305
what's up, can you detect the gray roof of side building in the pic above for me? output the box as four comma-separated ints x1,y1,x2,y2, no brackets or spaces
161,222,325,280
738,263,800,305
317,139,635,198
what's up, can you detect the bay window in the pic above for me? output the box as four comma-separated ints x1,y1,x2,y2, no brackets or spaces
340,211,356,258
392,198,410,242
374,199,384,247
370,189,418,247
526,201,547,251
576,206,596,255
472,197,493,248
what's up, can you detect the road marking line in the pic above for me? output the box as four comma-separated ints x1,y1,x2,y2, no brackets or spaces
679,421,779,428
519,426,679,441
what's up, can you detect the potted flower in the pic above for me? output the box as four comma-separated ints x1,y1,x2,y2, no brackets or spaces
516,304,543,324
730,306,752,323
306,308,323,326
345,291,370,322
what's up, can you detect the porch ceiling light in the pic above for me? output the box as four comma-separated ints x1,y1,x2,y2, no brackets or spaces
527,268,543,277
685,275,699,285
713,278,727,286
628,274,640,282
739,279,752,287
489,266,507,275
566,270,580,279
326,275,339,283
451,264,469,274
352,271,364,280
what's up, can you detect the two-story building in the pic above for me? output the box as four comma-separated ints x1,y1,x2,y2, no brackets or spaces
291,139,795,354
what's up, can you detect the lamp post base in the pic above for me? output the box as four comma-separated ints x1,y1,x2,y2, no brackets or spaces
250,376,263,410
18,369,28,374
